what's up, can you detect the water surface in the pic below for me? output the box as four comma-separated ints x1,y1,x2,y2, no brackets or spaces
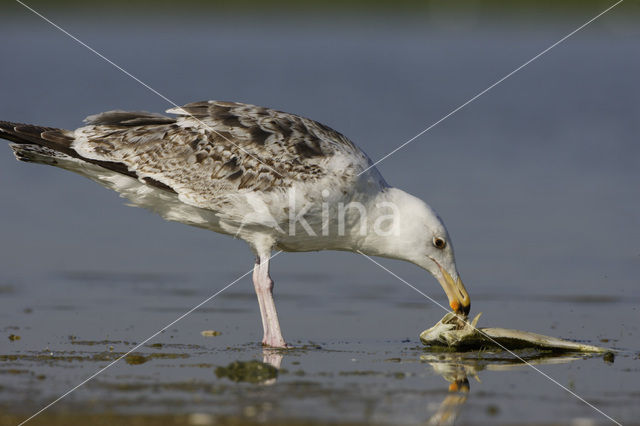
0,7,639,425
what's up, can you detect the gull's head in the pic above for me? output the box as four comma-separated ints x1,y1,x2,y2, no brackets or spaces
364,188,470,316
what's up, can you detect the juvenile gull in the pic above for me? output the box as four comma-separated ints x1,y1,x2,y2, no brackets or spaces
0,100,470,347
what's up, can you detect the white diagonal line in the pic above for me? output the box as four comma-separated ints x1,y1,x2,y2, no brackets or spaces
359,0,624,176
357,251,621,426
14,0,287,180
18,250,283,426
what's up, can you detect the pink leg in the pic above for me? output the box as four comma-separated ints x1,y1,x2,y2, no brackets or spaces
252,254,286,348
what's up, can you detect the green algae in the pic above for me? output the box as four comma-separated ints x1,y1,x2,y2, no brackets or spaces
604,352,615,364
215,360,278,383
338,370,381,376
0,369,29,375
70,339,133,346
125,354,148,365
125,352,190,365
92,380,227,394
0,351,188,365
179,363,216,368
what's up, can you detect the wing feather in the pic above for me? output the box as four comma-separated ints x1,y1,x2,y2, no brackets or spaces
72,101,373,208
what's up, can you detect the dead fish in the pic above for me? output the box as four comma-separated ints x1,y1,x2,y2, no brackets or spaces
420,312,610,353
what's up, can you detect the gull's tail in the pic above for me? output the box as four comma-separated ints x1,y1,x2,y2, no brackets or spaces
1,119,175,194
0,120,76,164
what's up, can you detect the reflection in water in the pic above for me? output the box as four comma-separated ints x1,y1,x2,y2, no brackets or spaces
262,348,284,369
423,352,583,425
262,348,284,385
425,354,471,426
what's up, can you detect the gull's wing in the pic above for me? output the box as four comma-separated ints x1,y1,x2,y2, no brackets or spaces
72,100,372,207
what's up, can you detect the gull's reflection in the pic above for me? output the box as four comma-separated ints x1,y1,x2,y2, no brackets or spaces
262,348,284,369
424,354,472,426
261,348,284,385
422,352,583,425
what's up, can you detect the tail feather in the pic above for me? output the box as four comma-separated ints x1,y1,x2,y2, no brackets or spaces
0,121,75,156
9,143,71,165
1,119,176,193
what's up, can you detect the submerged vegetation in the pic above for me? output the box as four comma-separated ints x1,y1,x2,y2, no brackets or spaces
215,360,278,383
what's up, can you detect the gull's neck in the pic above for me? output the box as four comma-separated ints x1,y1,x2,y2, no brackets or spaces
348,187,424,262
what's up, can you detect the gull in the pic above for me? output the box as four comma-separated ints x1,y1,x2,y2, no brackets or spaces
0,100,470,347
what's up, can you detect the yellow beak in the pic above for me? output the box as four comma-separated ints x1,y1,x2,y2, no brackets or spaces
437,265,470,316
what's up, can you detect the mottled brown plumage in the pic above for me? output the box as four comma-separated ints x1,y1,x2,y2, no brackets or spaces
2,101,375,210
71,100,369,202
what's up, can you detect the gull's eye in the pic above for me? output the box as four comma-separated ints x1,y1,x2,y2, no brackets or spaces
433,237,446,249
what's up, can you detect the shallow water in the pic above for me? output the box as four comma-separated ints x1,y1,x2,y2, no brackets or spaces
0,6,639,426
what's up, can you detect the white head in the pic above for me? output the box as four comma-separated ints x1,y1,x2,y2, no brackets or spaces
360,188,470,315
